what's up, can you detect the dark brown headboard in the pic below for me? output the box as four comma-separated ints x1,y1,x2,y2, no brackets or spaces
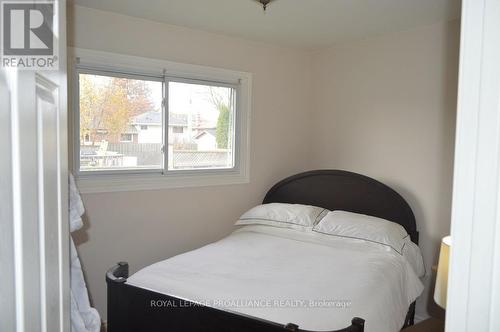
263,170,418,244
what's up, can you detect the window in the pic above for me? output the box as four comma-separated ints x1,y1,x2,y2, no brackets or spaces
120,134,133,142
168,82,235,170
73,49,251,192
172,126,184,134
77,72,163,171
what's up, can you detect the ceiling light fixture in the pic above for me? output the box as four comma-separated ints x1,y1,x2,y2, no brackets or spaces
257,0,273,11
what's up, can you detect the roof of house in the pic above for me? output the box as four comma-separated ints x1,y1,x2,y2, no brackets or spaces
132,111,161,125
123,125,138,134
195,129,217,139
131,111,188,126
169,113,188,126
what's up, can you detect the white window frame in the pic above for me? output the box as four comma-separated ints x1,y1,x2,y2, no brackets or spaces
70,48,251,193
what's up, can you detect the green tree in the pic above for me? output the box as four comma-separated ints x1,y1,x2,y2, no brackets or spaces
208,87,231,149
215,104,230,149
79,75,155,144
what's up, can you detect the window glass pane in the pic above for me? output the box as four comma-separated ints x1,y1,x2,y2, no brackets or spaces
78,73,163,171
168,82,235,170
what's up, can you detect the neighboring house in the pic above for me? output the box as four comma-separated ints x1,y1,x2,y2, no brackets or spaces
82,127,113,144
130,110,189,144
120,125,139,143
168,113,190,145
82,109,208,148
194,129,217,151
130,111,162,144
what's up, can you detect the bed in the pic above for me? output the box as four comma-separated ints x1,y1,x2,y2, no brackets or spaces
106,170,422,332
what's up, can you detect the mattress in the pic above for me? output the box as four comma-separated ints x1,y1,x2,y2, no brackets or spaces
127,225,424,332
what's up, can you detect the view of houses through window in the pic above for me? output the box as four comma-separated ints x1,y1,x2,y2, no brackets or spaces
78,72,235,172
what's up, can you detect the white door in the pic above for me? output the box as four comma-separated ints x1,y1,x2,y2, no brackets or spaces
0,0,69,331
446,0,500,331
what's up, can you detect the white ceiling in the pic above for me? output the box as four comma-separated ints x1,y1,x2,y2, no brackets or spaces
72,0,461,50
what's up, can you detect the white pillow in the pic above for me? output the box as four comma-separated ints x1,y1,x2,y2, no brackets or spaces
313,210,409,254
236,203,328,231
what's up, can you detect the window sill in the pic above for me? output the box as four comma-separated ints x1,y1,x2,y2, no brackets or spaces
75,171,249,193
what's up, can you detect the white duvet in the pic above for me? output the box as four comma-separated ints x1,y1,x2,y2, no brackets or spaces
127,225,424,332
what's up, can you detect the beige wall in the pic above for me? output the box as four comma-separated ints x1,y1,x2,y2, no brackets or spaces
310,21,459,319
69,5,459,322
68,5,313,319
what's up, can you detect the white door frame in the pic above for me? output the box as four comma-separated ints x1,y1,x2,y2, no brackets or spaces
0,0,69,331
446,0,500,331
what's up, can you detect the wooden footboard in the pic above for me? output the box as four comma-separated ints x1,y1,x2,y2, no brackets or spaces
106,262,365,332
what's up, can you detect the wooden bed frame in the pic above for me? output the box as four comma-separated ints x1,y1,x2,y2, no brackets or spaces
106,170,419,332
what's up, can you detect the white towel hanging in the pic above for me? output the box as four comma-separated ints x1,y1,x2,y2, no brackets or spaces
69,174,101,332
